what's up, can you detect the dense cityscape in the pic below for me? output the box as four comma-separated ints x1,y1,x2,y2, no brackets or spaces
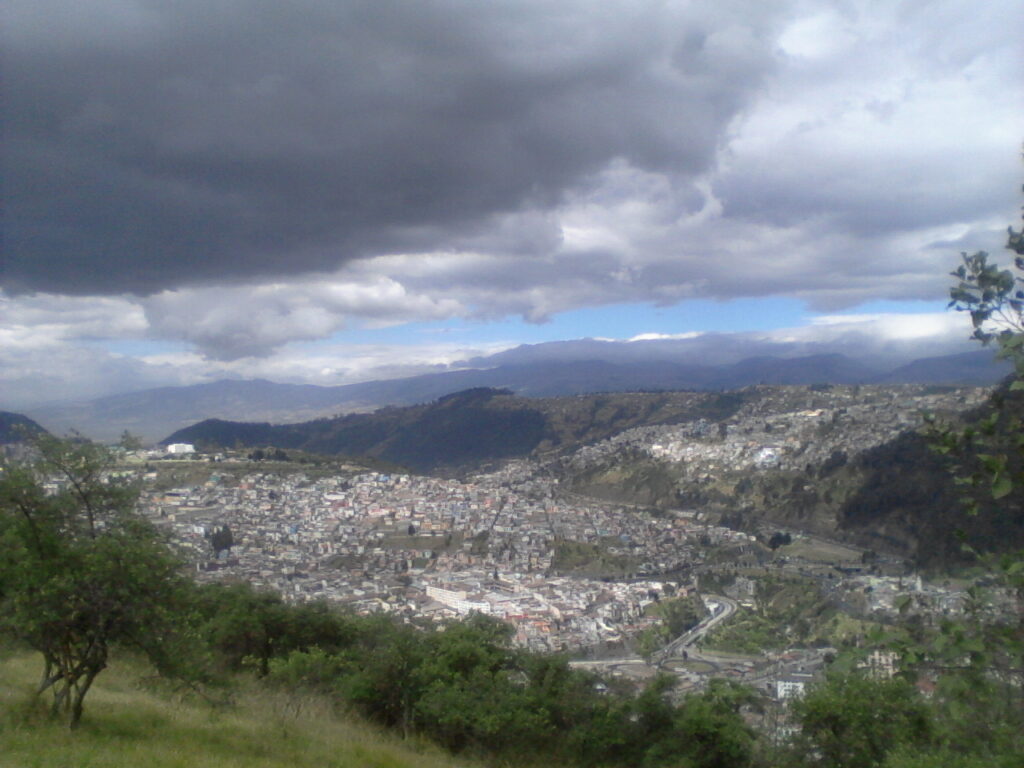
136,383,999,712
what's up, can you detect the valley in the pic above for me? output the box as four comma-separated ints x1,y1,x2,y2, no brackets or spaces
5,374,1022,762
132,380,1014,710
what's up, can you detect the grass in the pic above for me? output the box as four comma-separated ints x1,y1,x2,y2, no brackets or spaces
777,537,863,564
819,613,879,645
698,607,787,654
550,540,638,577
0,651,470,768
700,575,850,653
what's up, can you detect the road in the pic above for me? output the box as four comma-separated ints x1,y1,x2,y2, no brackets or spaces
571,593,741,674
651,593,738,665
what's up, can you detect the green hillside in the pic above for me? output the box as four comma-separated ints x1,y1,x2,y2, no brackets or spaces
0,650,469,768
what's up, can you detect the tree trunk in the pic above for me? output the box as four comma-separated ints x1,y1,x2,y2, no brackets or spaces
37,642,107,728
69,667,100,729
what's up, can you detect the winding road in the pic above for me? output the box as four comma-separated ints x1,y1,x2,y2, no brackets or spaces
664,594,737,654
571,593,742,676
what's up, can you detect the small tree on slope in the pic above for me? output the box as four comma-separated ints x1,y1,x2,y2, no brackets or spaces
0,435,184,727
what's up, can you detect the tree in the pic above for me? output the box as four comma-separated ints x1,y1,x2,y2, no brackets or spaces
790,673,932,768
208,523,234,555
193,582,357,677
942,188,1024,507
933,183,1024,665
878,179,1024,764
0,435,184,727
641,679,757,768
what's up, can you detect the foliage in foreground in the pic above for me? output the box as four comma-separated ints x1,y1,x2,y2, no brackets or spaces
793,186,1024,768
0,435,189,727
263,611,759,768
779,670,1024,768
0,650,469,768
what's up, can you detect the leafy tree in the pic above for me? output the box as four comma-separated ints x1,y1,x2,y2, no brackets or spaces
193,582,356,676
642,679,757,768
262,607,763,767
410,613,539,753
790,673,932,768
208,523,234,555
0,435,185,727
338,615,431,735
923,184,1024,737
941,189,1024,507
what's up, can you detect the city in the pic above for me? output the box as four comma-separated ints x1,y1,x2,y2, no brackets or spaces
137,426,985,713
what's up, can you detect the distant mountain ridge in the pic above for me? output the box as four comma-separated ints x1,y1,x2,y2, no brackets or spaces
876,350,1011,384
21,349,1011,443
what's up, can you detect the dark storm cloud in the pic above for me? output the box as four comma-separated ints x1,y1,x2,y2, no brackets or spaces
3,0,782,295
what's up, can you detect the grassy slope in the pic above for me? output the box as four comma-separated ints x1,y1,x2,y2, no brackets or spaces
0,652,469,768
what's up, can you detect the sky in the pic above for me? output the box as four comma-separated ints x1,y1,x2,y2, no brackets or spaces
2,0,1022,408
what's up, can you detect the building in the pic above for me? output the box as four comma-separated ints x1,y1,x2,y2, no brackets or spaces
775,673,814,701
861,649,899,679
426,584,491,615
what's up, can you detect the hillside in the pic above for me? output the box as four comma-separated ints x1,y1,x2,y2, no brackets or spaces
0,411,47,444
557,383,1024,567
164,387,750,473
0,651,469,768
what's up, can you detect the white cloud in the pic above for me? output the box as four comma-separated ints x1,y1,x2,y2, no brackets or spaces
141,277,466,359
628,332,704,342
777,10,856,60
809,312,965,341
0,293,147,348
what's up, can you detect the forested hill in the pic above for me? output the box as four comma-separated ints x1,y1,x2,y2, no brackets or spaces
163,387,749,473
0,410,48,443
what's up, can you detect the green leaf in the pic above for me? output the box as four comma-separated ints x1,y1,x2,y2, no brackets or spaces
977,453,1004,473
991,475,1014,499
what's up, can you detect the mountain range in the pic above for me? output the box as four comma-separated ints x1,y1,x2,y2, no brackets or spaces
20,346,1011,443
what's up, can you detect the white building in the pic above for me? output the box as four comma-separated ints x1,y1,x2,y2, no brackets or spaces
426,584,491,615
166,443,196,455
775,673,814,701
